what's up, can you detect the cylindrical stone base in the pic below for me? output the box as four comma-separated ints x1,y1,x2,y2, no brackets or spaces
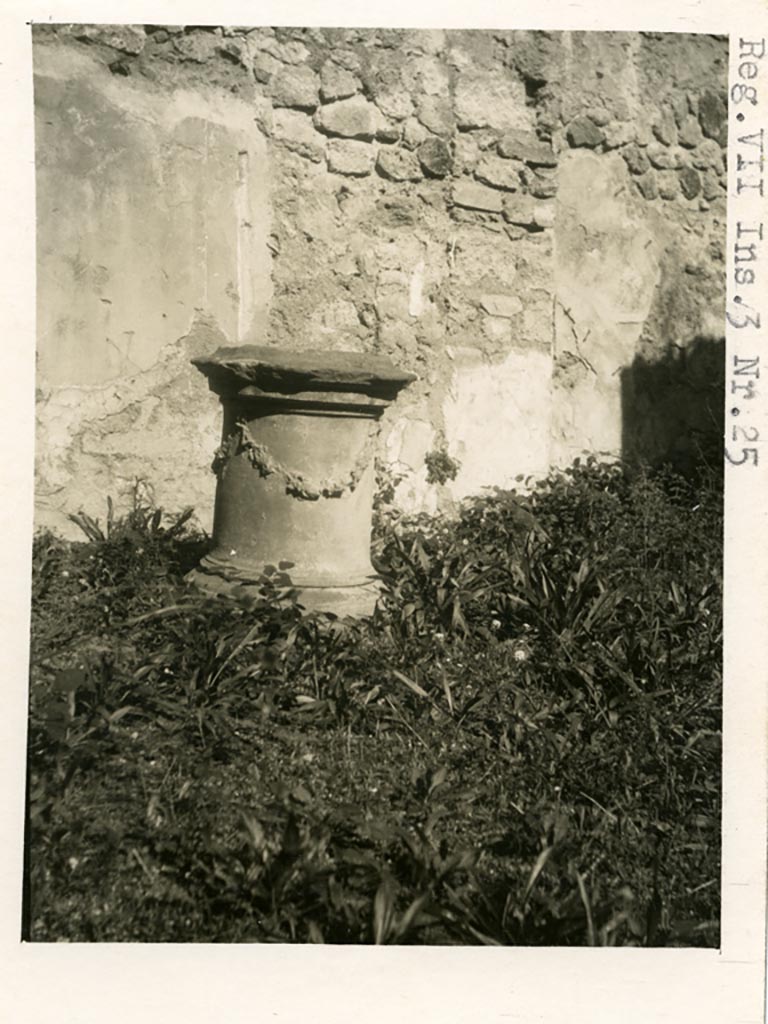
188,566,382,617
188,346,415,617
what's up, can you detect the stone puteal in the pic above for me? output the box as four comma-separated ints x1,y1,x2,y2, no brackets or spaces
188,345,415,616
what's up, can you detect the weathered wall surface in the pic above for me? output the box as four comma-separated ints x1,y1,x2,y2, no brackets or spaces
33,26,727,537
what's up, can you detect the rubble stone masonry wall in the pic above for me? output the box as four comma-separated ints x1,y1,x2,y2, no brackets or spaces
33,26,728,536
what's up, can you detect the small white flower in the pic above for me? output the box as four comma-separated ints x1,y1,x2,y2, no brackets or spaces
61,570,70,578
491,619,502,631
513,648,529,663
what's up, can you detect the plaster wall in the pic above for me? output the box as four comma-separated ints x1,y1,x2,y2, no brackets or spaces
32,27,727,537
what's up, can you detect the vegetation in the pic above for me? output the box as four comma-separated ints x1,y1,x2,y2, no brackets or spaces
26,458,722,945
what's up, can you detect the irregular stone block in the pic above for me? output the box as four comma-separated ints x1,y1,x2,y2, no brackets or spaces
670,93,689,127
502,194,538,226
403,55,451,97
403,117,428,149
327,138,375,176
454,71,530,132
247,33,309,66
678,114,704,149
416,95,455,136
679,166,701,199
701,167,721,201
375,89,414,121
272,109,324,162
418,137,453,177
364,63,413,120
507,30,563,87
217,38,251,68
635,170,658,200
270,65,320,111
376,147,423,181
622,143,650,175
172,31,220,63
475,154,522,191
699,89,727,140
497,130,557,166
453,134,480,173
652,107,678,146
635,121,655,147
74,24,146,54
585,106,611,127
252,51,280,83
373,109,400,143
657,170,680,200
602,122,635,149
452,181,504,213
646,142,676,170
314,96,376,140
565,116,605,148
320,61,360,102
479,294,524,318
691,138,725,172
328,47,362,74
521,166,558,198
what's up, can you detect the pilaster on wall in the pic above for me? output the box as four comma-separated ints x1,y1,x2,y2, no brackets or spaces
550,32,727,474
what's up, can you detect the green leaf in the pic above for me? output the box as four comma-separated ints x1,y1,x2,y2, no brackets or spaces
392,668,429,699
373,877,396,945
54,667,88,693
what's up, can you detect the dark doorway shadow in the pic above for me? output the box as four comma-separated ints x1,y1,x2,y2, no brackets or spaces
620,335,725,480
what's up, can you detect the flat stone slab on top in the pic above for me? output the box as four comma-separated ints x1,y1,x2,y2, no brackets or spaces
192,345,417,402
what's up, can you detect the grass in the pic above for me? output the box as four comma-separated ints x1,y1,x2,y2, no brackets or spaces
25,458,722,945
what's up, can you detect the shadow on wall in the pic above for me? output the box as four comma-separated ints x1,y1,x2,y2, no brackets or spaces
620,335,725,479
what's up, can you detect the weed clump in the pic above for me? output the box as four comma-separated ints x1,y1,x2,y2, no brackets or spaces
27,459,722,946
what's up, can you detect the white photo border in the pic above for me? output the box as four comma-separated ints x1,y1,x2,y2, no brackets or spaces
1,3,765,1023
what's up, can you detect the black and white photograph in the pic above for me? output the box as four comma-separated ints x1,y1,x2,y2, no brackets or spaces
2,1,767,1021
26,18,730,945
